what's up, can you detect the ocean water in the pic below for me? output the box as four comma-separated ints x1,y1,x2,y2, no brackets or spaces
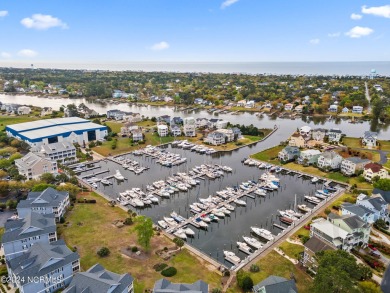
1,61,389,76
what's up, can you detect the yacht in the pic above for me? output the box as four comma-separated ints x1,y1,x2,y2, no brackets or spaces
114,170,125,181
184,227,195,236
243,236,263,249
254,189,267,196
101,179,111,185
233,199,246,206
163,217,177,227
237,242,253,254
250,227,274,242
224,204,235,211
194,218,208,228
223,251,241,264
212,209,225,218
91,183,98,189
189,204,202,213
158,220,168,229
297,204,311,213
279,210,298,221
133,198,144,207
304,195,321,204
314,192,327,199
311,177,319,183
173,229,187,240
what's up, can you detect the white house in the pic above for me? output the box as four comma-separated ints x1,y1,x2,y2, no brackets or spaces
170,125,181,137
294,105,304,113
17,106,31,115
328,128,343,142
362,131,378,148
352,106,363,114
132,129,143,141
284,103,294,111
298,149,322,165
363,163,388,182
40,107,53,117
342,107,349,113
205,132,226,146
328,105,338,112
246,100,255,108
317,151,343,170
196,118,209,128
299,126,312,138
157,125,168,137
237,100,246,107
312,128,327,142
340,157,370,176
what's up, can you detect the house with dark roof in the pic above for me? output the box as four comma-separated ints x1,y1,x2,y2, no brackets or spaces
317,151,343,170
252,275,297,293
17,187,70,222
6,240,80,293
205,131,226,146
327,128,342,142
278,146,300,163
302,236,336,274
340,157,370,176
153,279,208,293
341,203,376,224
363,163,388,182
63,263,134,293
356,194,389,222
158,115,171,124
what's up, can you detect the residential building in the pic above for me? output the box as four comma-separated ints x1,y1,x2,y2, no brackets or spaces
183,116,196,137
356,194,389,222
363,163,388,182
15,152,58,180
284,103,294,111
342,107,349,113
302,236,336,274
352,106,364,114
327,128,343,143
317,151,343,170
278,146,300,163
237,100,246,107
328,104,338,112
123,113,141,123
132,129,143,142
294,105,304,113
340,157,370,176
17,106,31,115
195,118,208,128
341,203,376,224
299,125,312,138
41,107,53,117
194,98,204,105
6,240,80,293
31,141,77,164
217,128,234,141
84,108,99,119
288,133,306,148
231,127,242,140
208,119,228,129
63,264,134,293
298,149,322,165
205,131,226,146
17,187,70,222
312,128,327,142
170,125,181,137
362,131,378,148
171,117,183,125
157,125,169,137
252,276,297,293
2,212,57,261
153,279,208,293
246,100,255,108
158,115,171,124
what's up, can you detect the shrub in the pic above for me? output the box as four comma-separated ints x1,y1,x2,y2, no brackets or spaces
59,217,65,224
131,246,138,252
124,217,133,225
153,263,168,272
97,247,110,257
161,267,177,277
212,289,222,293
249,264,260,272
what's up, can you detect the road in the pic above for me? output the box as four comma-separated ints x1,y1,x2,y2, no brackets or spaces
365,81,371,114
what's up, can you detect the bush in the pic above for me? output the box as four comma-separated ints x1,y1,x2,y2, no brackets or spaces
212,289,222,293
131,246,138,252
153,263,168,272
161,266,177,277
249,264,260,272
59,217,65,224
97,247,110,257
124,217,133,225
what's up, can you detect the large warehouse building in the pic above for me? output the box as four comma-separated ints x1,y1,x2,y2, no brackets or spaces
6,117,108,147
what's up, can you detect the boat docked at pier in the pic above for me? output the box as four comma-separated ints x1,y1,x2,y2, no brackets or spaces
223,250,241,264
250,227,275,242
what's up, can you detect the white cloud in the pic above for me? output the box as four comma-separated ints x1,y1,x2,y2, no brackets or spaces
328,32,341,37
309,38,320,45
21,14,68,30
17,49,38,57
150,41,170,51
362,5,390,18
345,26,374,38
0,10,8,17
221,0,240,9
351,13,362,20
0,52,11,58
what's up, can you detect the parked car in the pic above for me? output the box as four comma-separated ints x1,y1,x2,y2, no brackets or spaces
368,244,377,251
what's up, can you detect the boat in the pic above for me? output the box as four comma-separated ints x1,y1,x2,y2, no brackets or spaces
314,192,327,199
133,198,144,207
190,204,202,213
304,195,321,204
173,229,187,240
159,191,170,198
163,217,177,227
224,204,235,211
184,227,195,236
297,204,311,213
243,236,263,249
146,194,159,203
170,212,186,223
311,177,319,183
208,214,219,221
316,189,331,196
280,216,294,225
201,215,211,223
237,242,254,255
158,220,168,229
101,179,111,185
212,209,225,218
91,183,98,188
114,170,125,181
194,218,208,228
250,227,274,241
223,250,241,264
278,210,298,220
254,189,267,196
233,199,246,206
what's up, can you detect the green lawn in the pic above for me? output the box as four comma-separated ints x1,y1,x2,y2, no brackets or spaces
343,137,362,149
136,120,157,127
251,145,284,164
59,192,222,292
105,121,124,133
332,193,357,208
379,140,390,152
279,242,304,260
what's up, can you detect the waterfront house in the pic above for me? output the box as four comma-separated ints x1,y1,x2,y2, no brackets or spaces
17,106,31,115
356,194,389,222
284,103,294,111
363,163,388,182
194,98,204,104
112,90,124,98
342,107,349,113
170,125,182,137
2,212,57,261
205,131,226,146
328,104,338,112
183,124,196,137
132,129,143,142
327,128,343,143
216,128,234,142
153,279,208,293
84,108,99,119
302,236,336,274
288,133,306,148
107,109,122,119
63,264,134,293
158,115,171,124
15,152,58,180
246,100,255,108
299,125,312,138
208,118,228,129
232,127,242,140
171,116,183,125
237,100,246,107
164,96,173,103
340,157,370,176
312,128,327,142
4,104,20,114
41,107,53,117
195,118,208,128
17,187,70,222
317,151,343,170
294,105,304,113
362,131,378,148
298,149,322,165
157,124,169,137
6,240,80,293
352,106,364,114
341,203,376,224
252,276,297,293
278,146,300,163
32,142,77,165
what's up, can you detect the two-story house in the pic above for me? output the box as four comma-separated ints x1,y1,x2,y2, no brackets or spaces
312,128,327,142
41,107,53,117
284,103,294,111
17,106,31,115
340,157,370,176
288,133,306,148
327,128,343,143
302,236,336,274
32,142,77,164
153,279,208,293
15,152,58,180
6,240,80,293
317,151,343,170
17,187,70,222
170,125,181,137
195,118,208,128
63,264,134,293
352,106,364,114
2,212,57,260
363,163,388,182
356,194,389,222
341,203,376,224
278,146,300,163
362,131,378,148
298,149,322,165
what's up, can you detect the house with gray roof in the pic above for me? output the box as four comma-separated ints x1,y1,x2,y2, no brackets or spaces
153,279,208,293
32,141,77,164
17,187,70,222
7,240,80,293
312,128,327,142
341,203,376,224
205,131,226,146
340,157,370,176
278,146,300,163
356,194,389,222
63,263,134,293
362,131,378,148
252,275,297,293
317,151,343,170
327,128,343,142
302,236,336,274
15,152,58,180
2,212,57,261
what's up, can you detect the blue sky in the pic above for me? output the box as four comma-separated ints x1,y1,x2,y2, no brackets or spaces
0,0,389,62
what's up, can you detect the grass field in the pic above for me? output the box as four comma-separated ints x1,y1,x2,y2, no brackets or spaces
279,242,304,260
105,121,124,133
379,140,390,152
251,145,284,164
343,137,362,148
59,192,222,292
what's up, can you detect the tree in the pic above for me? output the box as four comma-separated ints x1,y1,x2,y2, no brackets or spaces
173,237,184,250
358,280,382,293
237,269,254,291
6,199,18,210
31,183,56,192
97,247,110,257
57,183,80,201
0,181,9,196
373,178,390,191
40,173,56,184
134,216,154,250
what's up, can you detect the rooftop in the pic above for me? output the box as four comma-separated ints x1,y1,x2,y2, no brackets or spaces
304,236,336,253
17,187,68,209
153,279,208,293
253,275,297,293
311,218,349,239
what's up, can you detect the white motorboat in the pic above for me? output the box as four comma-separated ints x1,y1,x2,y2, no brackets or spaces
190,204,202,213
243,236,263,249
159,191,170,198
234,199,246,206
184,227,195,236
304,195,321,204
201,215,211,223
194,219,208,228
146,185,155,191
311,177,319,183
223,250,241,264
133,198,144,207
91,183,98,188
101,179,111,185
254,189,267,196
147,195,159,203
279,210,298,221
222,166,233,172
212,209,225,218
177,183,188,191
314,192,327,199
174,229,187,240
158,220,168,229
237,242,253,254
224,204,235,211
250,227,274,242
297,204,311,213
114,170,125,181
